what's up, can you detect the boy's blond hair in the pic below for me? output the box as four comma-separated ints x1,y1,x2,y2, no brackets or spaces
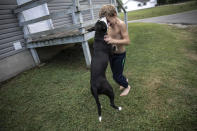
99,5,117,18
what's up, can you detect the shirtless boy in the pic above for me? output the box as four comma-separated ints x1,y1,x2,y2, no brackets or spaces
99,5,131,96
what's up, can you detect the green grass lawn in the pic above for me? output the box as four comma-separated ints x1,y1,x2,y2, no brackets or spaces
1,23,197,130
120,1,197,21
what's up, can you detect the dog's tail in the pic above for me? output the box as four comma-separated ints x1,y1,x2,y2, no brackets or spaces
91,87,102,122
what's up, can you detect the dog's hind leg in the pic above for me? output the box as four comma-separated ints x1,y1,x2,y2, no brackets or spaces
108,91,122,111
91,87,102,122
103,82,122,111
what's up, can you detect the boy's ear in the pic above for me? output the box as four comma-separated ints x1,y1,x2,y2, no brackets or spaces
87,26,95,32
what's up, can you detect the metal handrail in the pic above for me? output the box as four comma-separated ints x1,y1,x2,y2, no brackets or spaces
116,0,128,30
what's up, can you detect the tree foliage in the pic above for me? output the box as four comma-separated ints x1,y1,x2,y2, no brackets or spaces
117,0,123,12
157,0,193,5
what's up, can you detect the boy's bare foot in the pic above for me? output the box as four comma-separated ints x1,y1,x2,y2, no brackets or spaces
119,78,129,90
120,86,124,90
120,85,131,96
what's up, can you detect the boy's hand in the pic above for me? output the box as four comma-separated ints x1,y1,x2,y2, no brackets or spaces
104,35,114,44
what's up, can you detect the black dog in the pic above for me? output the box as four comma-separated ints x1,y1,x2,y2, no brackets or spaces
90,18,122,122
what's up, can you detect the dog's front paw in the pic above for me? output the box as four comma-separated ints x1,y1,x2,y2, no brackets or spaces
99,116,102,122
118,107,122,111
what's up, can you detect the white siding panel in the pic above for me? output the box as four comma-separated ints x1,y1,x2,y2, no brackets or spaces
0,39,25,50
0,0,26,60
92,0,111,4
82,9,92,21
48,0,73,29
93,9,100,19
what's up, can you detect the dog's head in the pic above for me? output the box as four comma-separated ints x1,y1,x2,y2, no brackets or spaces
88,17,108,33
95,17,108,33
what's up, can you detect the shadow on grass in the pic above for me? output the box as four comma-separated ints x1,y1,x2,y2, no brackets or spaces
0,42,94,86
45,42,94,70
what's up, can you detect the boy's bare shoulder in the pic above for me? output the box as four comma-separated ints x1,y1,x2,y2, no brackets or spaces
117,19,126,29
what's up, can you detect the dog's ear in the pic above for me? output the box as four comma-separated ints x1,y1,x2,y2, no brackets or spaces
87,26,95,32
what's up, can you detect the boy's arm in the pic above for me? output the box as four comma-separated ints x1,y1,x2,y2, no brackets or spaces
104,22,130,45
